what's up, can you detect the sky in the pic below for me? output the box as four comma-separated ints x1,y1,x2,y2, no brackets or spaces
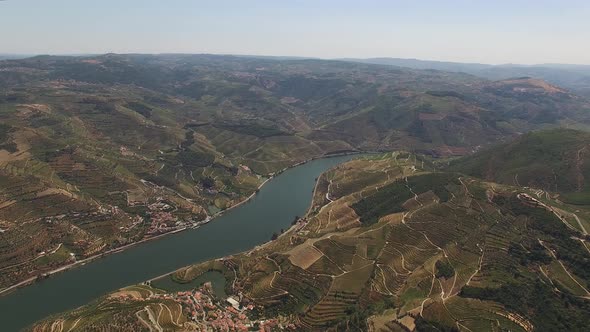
1,0,589,65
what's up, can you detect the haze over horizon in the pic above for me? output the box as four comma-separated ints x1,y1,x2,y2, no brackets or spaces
3,1,590,331
1,0,590,65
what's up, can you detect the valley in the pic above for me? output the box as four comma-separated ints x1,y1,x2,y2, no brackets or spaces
0,54,589,331
27,136,590,331
3,0,590,330
0,154,361,331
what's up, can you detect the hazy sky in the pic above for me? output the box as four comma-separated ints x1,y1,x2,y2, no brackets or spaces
1,0,589,65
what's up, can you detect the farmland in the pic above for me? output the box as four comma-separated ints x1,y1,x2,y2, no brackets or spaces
31,143,590,330
2,54,590,291
0,53,589,330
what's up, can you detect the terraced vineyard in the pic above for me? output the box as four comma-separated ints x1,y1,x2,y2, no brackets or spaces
1,53,589,330
31,146,590,331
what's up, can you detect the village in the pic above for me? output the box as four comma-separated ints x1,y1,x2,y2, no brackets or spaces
119,197,209,236
147,282,294,331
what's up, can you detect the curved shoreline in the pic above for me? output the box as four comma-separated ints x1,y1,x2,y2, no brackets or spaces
0,151,366,297
146,152,367,285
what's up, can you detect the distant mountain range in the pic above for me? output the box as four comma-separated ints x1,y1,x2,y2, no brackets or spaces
1,53,589,298
1,53,589,331
0,54,32,60
341,57,590,97
6,53,590,97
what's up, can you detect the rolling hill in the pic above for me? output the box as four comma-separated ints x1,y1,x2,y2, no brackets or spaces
1,54,590,293
30,149,590,331
449,129,590,205
343,57,590,98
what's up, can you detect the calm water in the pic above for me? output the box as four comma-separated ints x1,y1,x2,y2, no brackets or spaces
0,155,360,331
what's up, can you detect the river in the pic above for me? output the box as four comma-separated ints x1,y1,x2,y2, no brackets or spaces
0,155,361,331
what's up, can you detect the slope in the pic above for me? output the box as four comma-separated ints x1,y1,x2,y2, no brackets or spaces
449,129,590,205
1,54,590,292
30,152,590,331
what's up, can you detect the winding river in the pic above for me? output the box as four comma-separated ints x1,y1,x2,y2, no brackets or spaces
0,155,360,331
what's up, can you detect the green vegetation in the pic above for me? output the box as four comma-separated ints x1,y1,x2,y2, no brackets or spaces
31,150,590,331
434,260,455,279
0,122,16,152
561,191,590,205
449,128,590,195
2,53,589,331
216,122,289,138
508,242,552,266
460,281,590,331
497,195,590,286
414,315,459,332
0,122,12,142
174,150,215,168
124,101,152,118
352,172,458,225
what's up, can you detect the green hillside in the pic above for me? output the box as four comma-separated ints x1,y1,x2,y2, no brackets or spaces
1,54,590,295
449,129,590,205
31,153,590,331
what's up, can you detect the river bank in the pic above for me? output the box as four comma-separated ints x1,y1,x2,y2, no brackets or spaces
0,152,360,297
143,152,370,285
0,226,191,297
0,153,366,299
1,154,361,331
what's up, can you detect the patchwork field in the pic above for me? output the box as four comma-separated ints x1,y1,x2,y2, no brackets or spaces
2,53,590,296
0,54,590,331
26,144,590,330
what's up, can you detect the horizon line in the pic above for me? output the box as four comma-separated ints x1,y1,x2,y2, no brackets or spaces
2,52,590,68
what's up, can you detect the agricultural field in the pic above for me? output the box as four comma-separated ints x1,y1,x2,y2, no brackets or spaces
31,143,590,331
1,53,589,330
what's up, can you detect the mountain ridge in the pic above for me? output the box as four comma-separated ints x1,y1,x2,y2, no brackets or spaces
1,53,589,300
449,128,590,205
341,57,590,97
29,146,590,331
